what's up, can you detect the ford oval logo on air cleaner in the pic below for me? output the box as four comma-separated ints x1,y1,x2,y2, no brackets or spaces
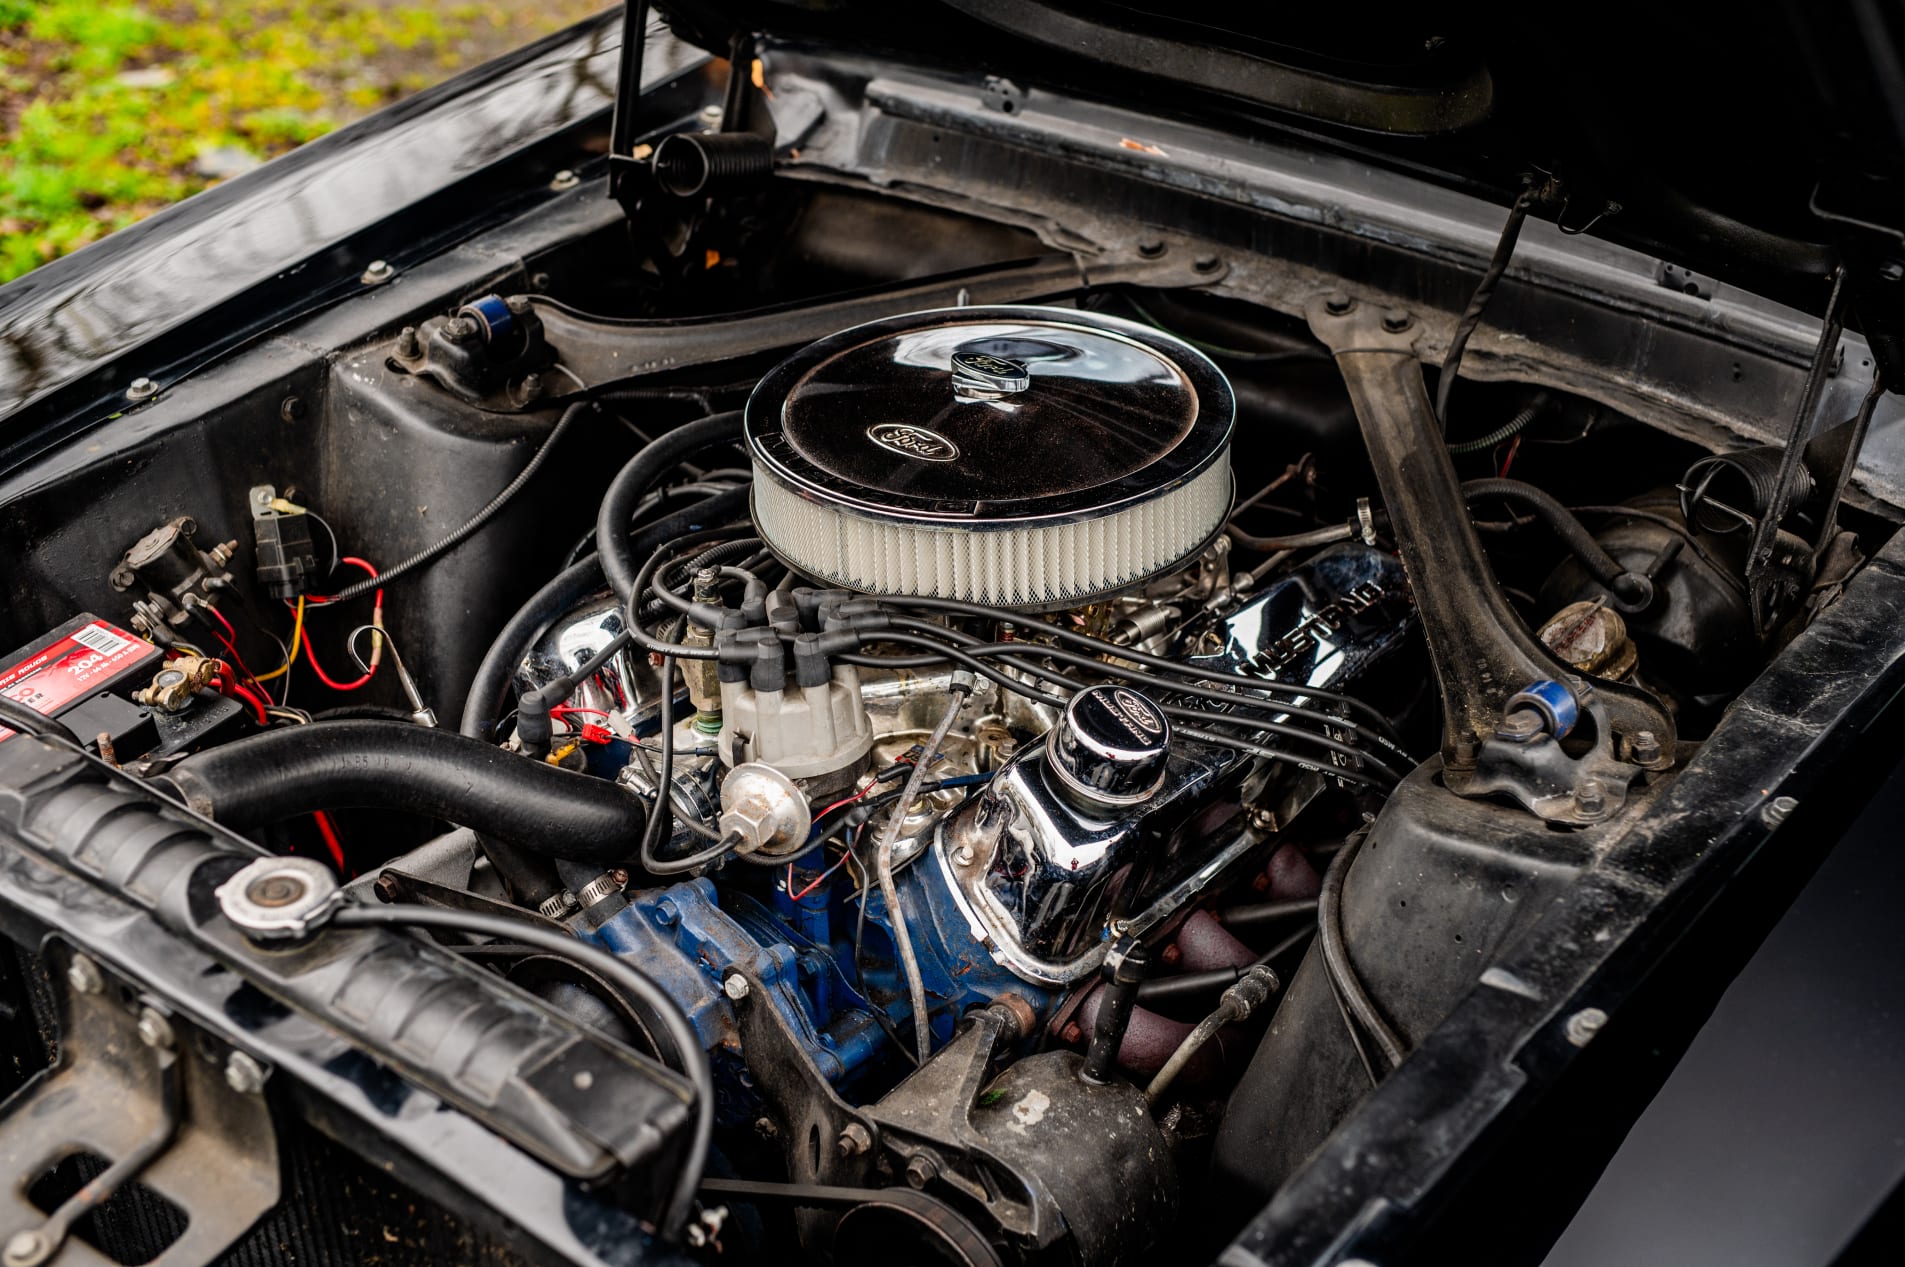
867,423,961,462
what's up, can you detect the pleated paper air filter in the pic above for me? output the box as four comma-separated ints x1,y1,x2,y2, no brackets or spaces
745,306,1234,609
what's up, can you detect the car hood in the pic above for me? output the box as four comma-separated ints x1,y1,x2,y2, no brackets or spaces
654,1,1905,316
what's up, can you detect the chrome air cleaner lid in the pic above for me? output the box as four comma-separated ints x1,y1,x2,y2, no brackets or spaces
746,305,1234,607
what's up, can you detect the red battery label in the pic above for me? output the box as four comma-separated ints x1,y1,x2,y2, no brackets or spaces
0,618,160,743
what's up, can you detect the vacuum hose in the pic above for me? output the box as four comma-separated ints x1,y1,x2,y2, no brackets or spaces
158,721,646,866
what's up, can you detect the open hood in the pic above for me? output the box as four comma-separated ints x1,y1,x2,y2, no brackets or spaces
646,1,1905,329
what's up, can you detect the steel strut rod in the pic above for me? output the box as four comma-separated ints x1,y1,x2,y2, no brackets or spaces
1305,295,1675,824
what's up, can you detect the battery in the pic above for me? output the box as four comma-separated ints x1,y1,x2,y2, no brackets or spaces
0,615,163,744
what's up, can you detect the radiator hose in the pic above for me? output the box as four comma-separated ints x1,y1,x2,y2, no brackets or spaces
157,721,646,866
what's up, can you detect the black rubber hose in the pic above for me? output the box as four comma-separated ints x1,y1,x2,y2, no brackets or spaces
311,703,416,723
1317,831,1407,1071
157,721,646,866
1462,478,1652,609
597,411,745,606
458,480,751,743
0,695,80,745
461,555,607,741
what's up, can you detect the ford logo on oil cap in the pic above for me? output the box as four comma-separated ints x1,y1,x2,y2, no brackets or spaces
1047,684,1172,806
867,423,961,462
950,346,1032,400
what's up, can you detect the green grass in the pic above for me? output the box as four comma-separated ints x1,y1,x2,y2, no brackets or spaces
0,0,606,282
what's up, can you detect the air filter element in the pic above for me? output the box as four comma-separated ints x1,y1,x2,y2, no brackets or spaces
746,305,1234,608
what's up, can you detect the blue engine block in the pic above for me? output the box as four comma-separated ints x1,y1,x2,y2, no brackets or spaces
581,852,1053,1097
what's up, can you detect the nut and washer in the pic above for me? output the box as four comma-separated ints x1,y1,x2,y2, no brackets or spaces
1564,1006,1607,1047
65,955,103,996
225,1051,268,1095
360,259,395,286
125,377,158,402
136,1006,174,1050
905,1154,938,1188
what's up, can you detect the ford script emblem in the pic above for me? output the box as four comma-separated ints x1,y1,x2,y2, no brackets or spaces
868,423,961,462
949,347,1032,400
1109,688,1166,736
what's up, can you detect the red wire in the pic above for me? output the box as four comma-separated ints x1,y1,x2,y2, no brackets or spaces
227,681,270,726
310,810,349,875
308,557,384,606
813,780,874,823
1498,434,1523,478
789,826,857,901
203,604,239,641
300,557,383,692
205,621,267,699
299,623,375,691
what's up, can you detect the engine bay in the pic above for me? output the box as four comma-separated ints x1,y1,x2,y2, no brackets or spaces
0,50,1900,1267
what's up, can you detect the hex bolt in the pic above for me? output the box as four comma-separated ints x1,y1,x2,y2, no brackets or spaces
1631,730,1661,764
1496,709,1543,741
1193,254,1222,274
722,973,750,1002
442,317,477,343
1381,310,1414,333
1564,1006,1607,1047
1574,779,1606,816
1136,236,1166,258
1324,292,1355,316
125,377,158,402
396,326,421,358
66,955,103,996
835,1122,872,1157
505,294,533,316
1060,1021,1084,1044
753,1116,779,1140
136,1006,174,1050
549,169,580,191
373,872,402,903
655,897,680,926
225,1051,267,1095
905,1154,938,1188
699,104,724,130
1762,794,1798,827
360,259,395,286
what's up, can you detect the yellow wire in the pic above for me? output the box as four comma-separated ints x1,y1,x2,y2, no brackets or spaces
254,597,305,683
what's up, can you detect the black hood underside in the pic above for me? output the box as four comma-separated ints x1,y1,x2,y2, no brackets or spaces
651,1,1905,328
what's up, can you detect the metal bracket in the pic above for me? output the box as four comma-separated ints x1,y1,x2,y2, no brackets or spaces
722,967,879,1252
0,941,278,1267
861,1006,1056,1249
1305,295,1674,824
